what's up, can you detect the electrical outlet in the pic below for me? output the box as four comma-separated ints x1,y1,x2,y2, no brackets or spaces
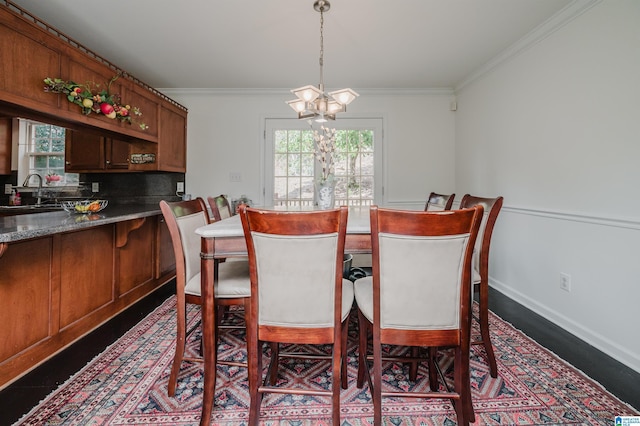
560,272,571,292
229,172,241,182
4,183,12,194
176,182,184,192
92,182,99,193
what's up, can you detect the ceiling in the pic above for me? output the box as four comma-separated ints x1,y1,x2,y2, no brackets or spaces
9,0,573,91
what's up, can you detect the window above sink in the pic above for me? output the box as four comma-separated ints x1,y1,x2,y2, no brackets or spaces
16,119,79,188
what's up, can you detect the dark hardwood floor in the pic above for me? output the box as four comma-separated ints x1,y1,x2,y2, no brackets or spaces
1,284,638,425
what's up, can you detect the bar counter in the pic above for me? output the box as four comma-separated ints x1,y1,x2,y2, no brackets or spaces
0,202,175,389
0,204,163,243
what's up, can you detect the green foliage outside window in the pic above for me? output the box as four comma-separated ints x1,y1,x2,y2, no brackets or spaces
273,128,374,206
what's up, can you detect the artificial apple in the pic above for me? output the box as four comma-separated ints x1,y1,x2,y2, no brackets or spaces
82,98,93,108
100,103,115,115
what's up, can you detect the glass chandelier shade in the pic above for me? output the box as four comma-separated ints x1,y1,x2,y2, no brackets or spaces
287,0,358,123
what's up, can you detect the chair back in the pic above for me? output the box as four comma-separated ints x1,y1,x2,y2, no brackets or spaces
459,195,503,281
424,192,455,211
370,206,482,344
240,206,348,341
160,197,210,295
207,195,233,221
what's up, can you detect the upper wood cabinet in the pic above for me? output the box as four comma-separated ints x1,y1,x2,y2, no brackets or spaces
0,21,62,111
0,118,11,175
157,104,187,172
0,5,187,173
65,130,130,172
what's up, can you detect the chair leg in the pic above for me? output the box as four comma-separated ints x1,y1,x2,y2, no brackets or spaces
268,342,279,385
477,282,498,378
341,316,350,389
372,324,382,426
356,310,369,389
452,347,471,426
168,298,188,396
428,347,439,391
247,323,262,426
333,328,342,425
408,346,419,381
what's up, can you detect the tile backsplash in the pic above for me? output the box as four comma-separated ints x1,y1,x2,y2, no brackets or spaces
0,172,184,206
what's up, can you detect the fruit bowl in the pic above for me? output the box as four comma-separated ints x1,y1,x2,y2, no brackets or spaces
61,200,108,214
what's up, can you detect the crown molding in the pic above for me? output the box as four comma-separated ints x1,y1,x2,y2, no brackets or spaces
455,0,602,91
158,87,455,97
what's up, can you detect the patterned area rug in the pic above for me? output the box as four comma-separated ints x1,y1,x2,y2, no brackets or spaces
16,296,638,425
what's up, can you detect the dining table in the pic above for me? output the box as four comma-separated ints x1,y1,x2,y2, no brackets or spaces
194,206,372,425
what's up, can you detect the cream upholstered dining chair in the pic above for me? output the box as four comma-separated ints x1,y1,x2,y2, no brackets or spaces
159,197,250,397
424,191,455,211
239,205,352,426
354,205,483,426
459,194,503,378
207,194,233,222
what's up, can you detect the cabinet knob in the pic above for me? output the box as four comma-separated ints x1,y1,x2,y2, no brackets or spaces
65,161,70,165
106,160,111,165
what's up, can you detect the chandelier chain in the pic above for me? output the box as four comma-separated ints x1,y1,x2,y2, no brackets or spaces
319,9,324,88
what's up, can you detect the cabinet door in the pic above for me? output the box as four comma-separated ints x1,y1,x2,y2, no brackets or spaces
117,218,155,295
0,23,61,110
65,130,105,171
59,226,115,328
158,105,186,172
0,118,11,175
0,238,52,364
106,138,130,169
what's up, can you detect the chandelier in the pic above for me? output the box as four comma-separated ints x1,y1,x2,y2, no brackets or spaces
286,0,358,122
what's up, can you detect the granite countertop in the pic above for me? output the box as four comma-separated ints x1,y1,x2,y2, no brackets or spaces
0,204,163,243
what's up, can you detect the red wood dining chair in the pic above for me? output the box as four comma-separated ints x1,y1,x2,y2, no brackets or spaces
207,194,233,222
239,205,352,426
159,197,250,397
424,191,455,211
355,205,483,426
459,194,504,378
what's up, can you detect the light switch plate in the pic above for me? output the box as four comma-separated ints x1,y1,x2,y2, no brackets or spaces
92,182,99,193
4,183,12,194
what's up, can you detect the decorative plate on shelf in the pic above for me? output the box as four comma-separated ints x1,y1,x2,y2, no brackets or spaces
61,200,108,214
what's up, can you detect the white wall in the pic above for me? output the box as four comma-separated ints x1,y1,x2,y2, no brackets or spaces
161,89,456,209
455,0,640,372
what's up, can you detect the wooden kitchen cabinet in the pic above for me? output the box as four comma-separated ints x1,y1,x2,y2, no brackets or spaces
117,217,155,296
0,117,11,174
59,226,115,328
1,6,188,166
65,129,103,171
0,21,61,111
65,129,130,172
0,213,176,389
157,103,187,172
0,238,52,366
106,138,131,169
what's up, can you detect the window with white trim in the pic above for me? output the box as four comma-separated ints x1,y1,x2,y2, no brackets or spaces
264,118,382,207
18,119,78,186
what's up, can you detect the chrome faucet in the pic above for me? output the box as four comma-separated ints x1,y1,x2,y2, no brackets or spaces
22,173,43,206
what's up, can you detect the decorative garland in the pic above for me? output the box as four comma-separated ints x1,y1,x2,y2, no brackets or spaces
43,74,148,130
